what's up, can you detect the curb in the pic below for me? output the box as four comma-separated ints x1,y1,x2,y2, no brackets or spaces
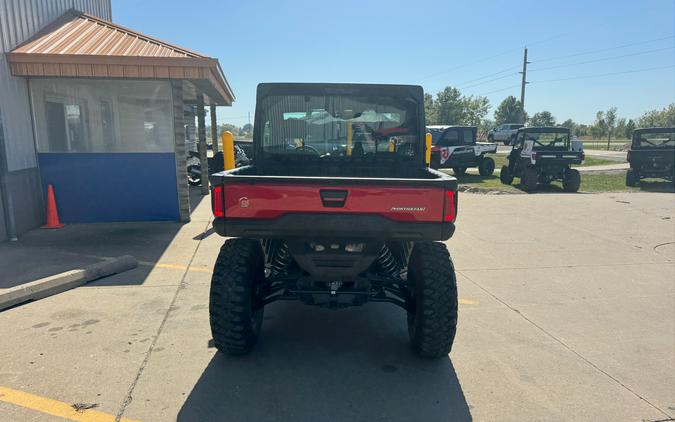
0,255,138,312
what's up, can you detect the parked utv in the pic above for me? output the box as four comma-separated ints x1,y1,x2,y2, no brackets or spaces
625,128,675,186
209,83,459,358
428,125,497,176
500,126,584,192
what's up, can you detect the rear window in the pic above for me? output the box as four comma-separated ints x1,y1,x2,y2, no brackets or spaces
634,131,675,148
519,130,570,149
259,94,420,158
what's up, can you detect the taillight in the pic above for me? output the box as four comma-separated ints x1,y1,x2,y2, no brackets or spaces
531,152,538,163
211,185,224,218
443,190,457,222
431,145,440,153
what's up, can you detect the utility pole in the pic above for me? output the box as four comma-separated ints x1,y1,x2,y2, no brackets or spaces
519,47,529,123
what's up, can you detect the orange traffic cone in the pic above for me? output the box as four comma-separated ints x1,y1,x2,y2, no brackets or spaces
42,184,64,229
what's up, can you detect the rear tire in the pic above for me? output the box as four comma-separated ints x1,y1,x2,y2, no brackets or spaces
521,167,538,191
210,238,265,355
478,157,495,176
563,168,581,192
500,165,514,185
453,167,466,176
625,168,639,187
407,242,458,358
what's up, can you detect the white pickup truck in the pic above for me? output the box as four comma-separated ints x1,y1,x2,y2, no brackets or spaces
487,123,524,145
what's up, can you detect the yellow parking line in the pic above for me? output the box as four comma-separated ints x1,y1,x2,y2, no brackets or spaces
0,386,139,422
138,261,211,273
459,299,479,305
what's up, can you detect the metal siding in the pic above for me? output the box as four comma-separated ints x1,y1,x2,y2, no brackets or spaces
0,0,111,171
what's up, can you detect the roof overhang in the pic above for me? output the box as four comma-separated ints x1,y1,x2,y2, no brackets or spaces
5,9,234,106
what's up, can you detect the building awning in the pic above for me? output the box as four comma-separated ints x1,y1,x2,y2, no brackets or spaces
5,9,234,105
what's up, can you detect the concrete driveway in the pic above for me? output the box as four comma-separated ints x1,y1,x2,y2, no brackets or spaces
0,192,673,421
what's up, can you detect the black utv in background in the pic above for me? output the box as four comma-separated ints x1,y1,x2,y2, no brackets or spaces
625,128,675,186
500,126,584,192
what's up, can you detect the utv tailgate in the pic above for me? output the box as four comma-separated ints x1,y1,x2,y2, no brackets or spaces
211,172,457,241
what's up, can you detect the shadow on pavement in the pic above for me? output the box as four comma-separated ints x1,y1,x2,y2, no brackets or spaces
1,186,209,290
637,180,675,193
178,302,472,422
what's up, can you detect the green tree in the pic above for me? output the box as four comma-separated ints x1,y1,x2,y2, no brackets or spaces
424,88,491,127
575,124,589,137
560,118,576,133
424,93,436,125
241,123,253,135
605,107,618,148
218,123,239,137
478,118,494,140
614,117,627,140
494,96,527,125
591,111,607,140
529,111,556,126
638,103,675,128
433,87,465,125
462,96,490,126
624,119,636,139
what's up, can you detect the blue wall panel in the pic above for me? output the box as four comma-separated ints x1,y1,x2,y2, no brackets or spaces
38,153,180,223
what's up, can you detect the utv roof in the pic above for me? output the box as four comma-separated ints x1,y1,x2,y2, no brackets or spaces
517,126,570,133
256,82,424,101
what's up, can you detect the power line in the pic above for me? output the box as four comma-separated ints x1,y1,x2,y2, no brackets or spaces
420,48,521,81
529,64,675,83
529,46,675,72
533,35,674,64
478,84,520,96
428,66,520,93
420,22,621,82
459,72,520,89
455,65,520,86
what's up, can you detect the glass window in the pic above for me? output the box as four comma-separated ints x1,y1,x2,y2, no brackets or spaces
31,79,174,153
258,94,420,157
428,128,445,145
635,130,675,148
521,130,570,149
440,129,460,146
462,129,474,145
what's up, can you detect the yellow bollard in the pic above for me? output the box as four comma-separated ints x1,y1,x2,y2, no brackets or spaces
346,122,353,156
222,131,235,170
388,139,395,152
425,132,432,166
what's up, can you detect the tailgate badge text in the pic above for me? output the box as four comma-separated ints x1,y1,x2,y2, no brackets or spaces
390,206,426,212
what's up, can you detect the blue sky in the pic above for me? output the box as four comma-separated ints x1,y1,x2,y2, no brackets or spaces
114,0,675,125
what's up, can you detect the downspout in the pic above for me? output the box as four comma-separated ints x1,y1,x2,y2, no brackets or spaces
0,105,18,241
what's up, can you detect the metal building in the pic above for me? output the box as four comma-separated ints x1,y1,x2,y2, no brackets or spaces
0,0,233,241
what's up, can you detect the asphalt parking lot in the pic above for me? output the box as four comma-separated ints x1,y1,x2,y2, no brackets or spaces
0,192,673,421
